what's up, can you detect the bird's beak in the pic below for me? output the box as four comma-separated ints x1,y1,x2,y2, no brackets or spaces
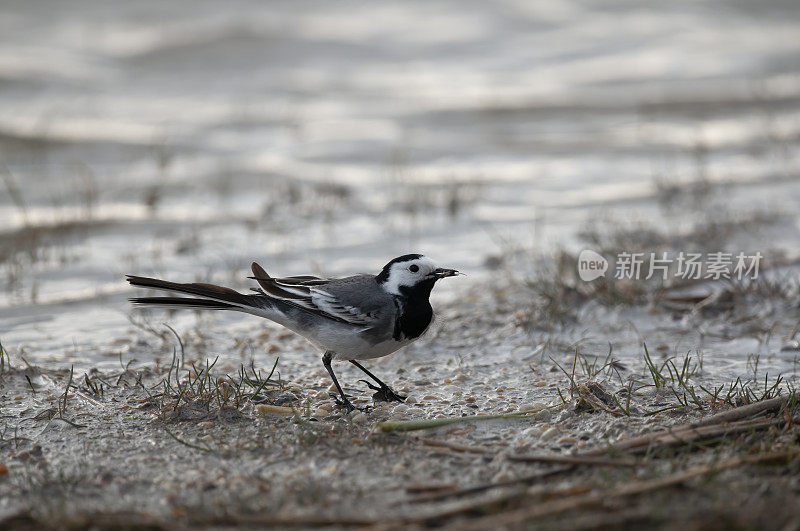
430,268,460,279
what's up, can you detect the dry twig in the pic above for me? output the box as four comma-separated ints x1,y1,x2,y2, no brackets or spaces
582,416,783,456
437,449,800,530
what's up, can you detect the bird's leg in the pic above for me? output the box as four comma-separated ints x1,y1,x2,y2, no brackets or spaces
350,360,406,403
322,351,365,413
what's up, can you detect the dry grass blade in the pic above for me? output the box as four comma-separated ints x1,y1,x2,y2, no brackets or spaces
506,454,641,467
405,483,459,494
691,395,788,426
439,449,800,530
582,417,782,456
39,373,105,409
581,395,793,456
574,382,625,415
0,510,379,529
411,436,641,466
377,407,550,433
195,514,379,527
410,437,492,455
164,427,213,453
404,466,573,505
0,511,171,531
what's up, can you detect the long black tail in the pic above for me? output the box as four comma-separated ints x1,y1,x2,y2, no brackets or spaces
126,275,257,311
129,296,237,310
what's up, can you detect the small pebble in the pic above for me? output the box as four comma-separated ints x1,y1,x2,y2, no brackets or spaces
540,427,559,441
520,426,543,438
351,412,368,423
554,410,572,422
272,392,299,404
491,470,513,483
197,421,214,429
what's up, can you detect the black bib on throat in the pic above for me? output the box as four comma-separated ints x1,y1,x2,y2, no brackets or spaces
393,278,436,340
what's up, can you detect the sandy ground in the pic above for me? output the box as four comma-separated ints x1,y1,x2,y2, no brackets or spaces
2,281,799,529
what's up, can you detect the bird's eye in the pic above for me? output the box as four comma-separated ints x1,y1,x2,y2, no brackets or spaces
409,264,419,273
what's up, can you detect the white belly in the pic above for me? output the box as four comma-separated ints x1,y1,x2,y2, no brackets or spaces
250,305,415,361
307,329,413,360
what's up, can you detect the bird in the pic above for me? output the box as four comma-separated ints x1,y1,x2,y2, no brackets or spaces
126,254,460,412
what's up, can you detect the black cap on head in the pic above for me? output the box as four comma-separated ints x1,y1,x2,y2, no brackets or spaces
376,254,423,283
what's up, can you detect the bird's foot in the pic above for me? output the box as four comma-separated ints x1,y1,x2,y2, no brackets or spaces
359,380,406,403
329,393,369,413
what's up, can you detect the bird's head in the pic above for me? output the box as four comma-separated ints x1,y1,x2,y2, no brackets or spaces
376,254,460,296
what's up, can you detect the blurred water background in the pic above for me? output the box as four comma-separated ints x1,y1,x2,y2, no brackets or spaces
1,0,799,372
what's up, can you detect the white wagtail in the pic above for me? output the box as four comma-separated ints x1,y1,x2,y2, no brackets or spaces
127,254,460,411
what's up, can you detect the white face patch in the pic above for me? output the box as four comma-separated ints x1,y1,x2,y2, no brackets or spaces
381,256,439,296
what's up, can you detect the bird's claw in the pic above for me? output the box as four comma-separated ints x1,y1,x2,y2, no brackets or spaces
329,393,369,413
359,380,406,403
377,388,407,403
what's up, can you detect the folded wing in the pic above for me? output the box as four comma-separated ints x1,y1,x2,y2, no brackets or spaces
250,262,375,326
